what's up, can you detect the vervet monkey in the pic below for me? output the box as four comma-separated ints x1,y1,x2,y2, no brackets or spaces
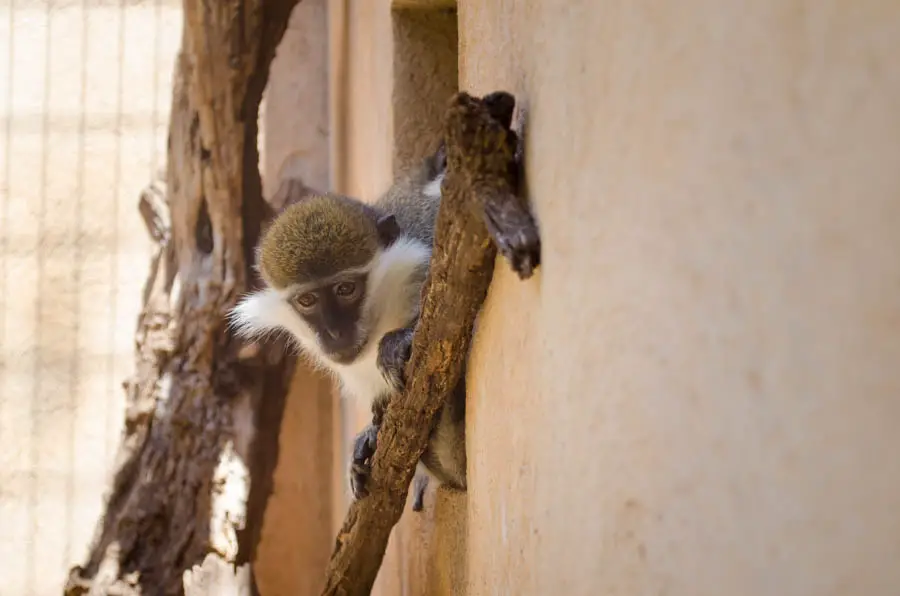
230,145,465,511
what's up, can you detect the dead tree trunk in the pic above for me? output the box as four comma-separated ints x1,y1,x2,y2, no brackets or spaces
64,1,301,594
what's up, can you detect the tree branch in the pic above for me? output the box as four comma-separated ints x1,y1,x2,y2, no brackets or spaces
320,91,541,595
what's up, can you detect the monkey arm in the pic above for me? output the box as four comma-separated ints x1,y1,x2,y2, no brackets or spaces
320,90,540,596
347,327,412,503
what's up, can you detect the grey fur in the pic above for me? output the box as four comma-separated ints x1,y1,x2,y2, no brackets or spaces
347,144,468,511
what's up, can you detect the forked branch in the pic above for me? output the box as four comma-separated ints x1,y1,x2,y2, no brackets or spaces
320,91,541,595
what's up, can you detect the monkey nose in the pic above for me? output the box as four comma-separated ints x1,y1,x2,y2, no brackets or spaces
325,327,344,341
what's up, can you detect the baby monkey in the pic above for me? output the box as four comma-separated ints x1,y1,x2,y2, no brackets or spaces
230,144,465,511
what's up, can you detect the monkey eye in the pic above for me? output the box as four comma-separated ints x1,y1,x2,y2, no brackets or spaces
294,292,317,309
334,281,357,298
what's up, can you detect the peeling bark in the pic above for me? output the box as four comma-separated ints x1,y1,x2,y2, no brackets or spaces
64,1,301,595
320,91,541,596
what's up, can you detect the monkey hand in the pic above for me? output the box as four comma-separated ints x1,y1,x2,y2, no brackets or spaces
349,423,379,500
377,326,414,393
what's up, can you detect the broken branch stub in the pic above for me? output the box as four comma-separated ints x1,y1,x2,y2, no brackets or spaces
320,91,540,595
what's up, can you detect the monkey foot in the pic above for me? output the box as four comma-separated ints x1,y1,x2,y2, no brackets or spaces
349,423,379,500
483,196,541,280
377,327,414,392
470,91,542,279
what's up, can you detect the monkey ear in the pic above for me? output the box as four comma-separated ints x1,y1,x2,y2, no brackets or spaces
376,214,401,247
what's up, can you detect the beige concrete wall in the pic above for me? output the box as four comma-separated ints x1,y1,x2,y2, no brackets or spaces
0,1,182,594
460,1,900,595
260,0,331,200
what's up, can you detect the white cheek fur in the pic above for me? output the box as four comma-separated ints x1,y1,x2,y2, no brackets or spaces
227,234,431,407
229,288,318,352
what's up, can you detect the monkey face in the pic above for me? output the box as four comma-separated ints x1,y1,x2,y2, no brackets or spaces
288,273,370,364
229,204,431,392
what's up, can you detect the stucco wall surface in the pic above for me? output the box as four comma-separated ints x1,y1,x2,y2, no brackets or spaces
460,1,900,595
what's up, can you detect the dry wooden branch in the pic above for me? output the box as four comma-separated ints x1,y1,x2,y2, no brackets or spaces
64,1,301,594
320,91,541,595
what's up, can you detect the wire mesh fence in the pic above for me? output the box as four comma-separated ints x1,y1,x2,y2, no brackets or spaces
0,1,181,593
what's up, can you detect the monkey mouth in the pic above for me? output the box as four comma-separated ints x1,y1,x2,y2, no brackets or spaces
329,349,360,364
326,338,368,364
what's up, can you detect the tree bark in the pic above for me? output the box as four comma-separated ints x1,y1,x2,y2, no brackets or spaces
320,91,541,595
64,1,301,594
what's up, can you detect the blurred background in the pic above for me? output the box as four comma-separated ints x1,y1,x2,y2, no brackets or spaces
0,1,179,593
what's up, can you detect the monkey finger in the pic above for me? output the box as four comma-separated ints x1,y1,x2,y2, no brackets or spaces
351,424,379,463
349,461,372,500
482,195,542,280
481,91,516,129
377,327,414,391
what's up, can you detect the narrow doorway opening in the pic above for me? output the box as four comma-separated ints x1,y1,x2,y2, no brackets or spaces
390,2,459,176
